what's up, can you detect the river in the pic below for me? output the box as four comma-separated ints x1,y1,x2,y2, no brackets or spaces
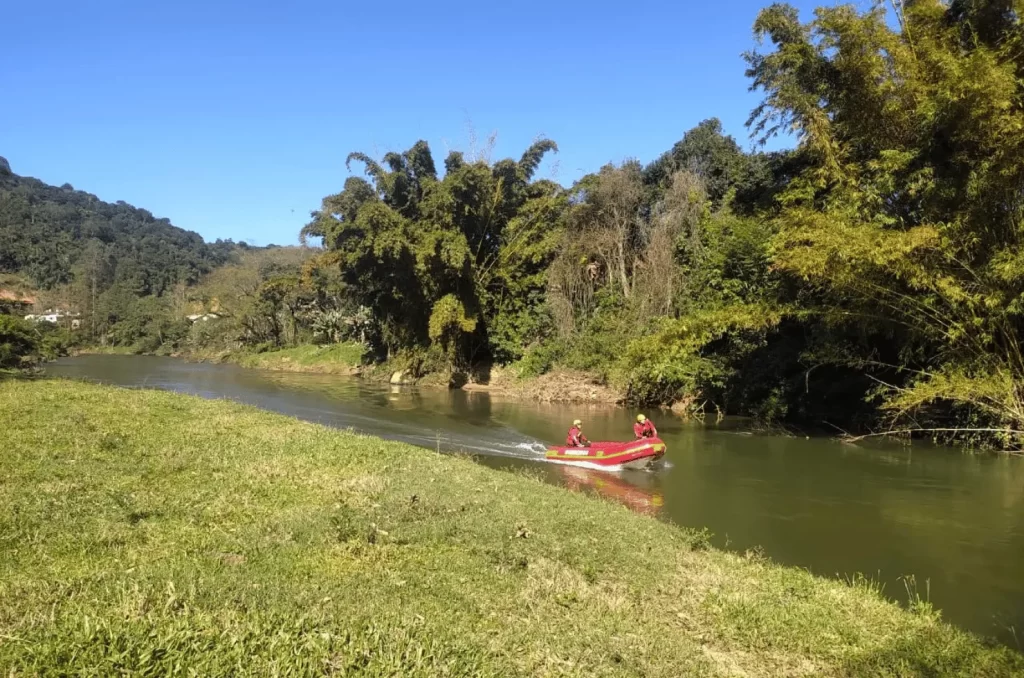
48,354,1024,645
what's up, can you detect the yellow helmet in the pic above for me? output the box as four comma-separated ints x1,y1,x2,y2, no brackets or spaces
636,414,646,422
573,419,582,427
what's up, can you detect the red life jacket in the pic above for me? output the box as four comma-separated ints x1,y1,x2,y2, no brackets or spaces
634,420,657,438
567,426,583,446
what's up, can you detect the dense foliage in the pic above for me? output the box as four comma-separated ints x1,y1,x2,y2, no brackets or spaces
183,247,363,356
0,312,71,370
300,140,566,373
295,128,797,403
746,0,1024,440
0,315,39,369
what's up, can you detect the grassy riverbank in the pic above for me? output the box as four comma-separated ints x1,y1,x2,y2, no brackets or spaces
224,342,365,374
73,345,144,356
76,343,366,375
195,343,628,404
2,381,1020,676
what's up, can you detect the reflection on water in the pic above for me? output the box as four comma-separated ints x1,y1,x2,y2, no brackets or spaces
559,465,664,516
46,355,1024,645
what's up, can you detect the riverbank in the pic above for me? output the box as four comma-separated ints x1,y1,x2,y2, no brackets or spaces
71,345,139,356
224,342,365,375
223,345,625,404
167,342,628,405
1,380,1019,675
77,343,365,375
392,365,624,405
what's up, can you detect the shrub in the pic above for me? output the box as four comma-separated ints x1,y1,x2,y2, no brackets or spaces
514,340,566,378
619,304,784,405
37,326,74,361
0,315,41,368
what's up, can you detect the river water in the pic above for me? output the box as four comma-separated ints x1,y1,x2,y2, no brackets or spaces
48,355,1024,645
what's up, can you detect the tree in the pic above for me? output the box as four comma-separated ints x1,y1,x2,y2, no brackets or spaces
644,119,751,208
0,315,40,369
570,162,647,300
306,138,564,365
746,0,1024,437
428,294,477,373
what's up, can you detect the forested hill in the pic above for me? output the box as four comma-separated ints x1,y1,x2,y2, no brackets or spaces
0,155,255,352
0,155,239,294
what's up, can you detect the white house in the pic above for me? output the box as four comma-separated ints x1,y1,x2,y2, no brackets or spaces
24,309,81,329
25,312,61,323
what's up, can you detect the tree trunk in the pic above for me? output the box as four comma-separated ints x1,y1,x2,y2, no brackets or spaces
91,274,97,343
616,240,631,299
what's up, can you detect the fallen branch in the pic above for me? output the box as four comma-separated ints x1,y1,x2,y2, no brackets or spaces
843,427,1024,446
823,420,852,437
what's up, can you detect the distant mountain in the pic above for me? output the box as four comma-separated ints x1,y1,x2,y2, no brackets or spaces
0,156,242,295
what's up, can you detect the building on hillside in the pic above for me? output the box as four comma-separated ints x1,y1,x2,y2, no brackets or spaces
24,309,81,329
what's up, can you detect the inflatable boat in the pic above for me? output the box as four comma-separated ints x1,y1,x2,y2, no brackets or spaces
545,438,666,470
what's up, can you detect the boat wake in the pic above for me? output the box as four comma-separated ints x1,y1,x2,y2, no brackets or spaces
513,441,549,456
391,430,551,461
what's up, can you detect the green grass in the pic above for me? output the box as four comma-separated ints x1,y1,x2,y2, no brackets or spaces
74,345,140,356
228,342,365,374
1,380,1020,676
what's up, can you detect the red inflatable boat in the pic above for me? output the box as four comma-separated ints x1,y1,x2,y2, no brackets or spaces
545,438,666,470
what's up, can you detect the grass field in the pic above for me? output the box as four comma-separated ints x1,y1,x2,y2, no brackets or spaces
227,343,365,374
1,380,1020,676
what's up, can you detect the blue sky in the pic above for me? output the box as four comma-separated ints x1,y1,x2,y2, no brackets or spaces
1,0,827,246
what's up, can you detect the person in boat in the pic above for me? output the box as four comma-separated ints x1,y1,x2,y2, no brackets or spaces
567,419,590,447
633,414,658,439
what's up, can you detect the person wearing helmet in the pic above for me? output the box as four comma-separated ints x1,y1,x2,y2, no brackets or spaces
633,414,658,439
566,419,590,447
